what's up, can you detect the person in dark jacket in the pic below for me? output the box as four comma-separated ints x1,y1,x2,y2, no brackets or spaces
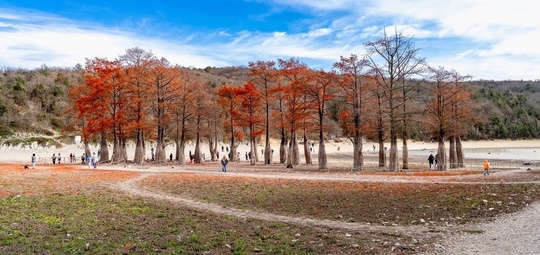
428,154,435,169
221,156,229,173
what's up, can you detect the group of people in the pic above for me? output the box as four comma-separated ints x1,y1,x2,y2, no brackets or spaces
81,152,98,169
28,152,98,169
428,153,490,175
427,154,438,169
51,153,62,164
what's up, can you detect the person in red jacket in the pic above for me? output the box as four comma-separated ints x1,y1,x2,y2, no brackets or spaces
483,159,490,176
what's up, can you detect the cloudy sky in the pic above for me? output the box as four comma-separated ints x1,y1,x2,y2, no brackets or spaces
0,0,539,80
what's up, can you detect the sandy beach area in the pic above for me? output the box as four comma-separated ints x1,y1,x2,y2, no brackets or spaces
2,138,538,166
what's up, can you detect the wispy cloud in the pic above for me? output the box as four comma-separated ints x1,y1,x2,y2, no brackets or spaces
0,1,539,80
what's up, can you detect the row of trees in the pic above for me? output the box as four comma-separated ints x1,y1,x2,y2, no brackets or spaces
71,29,476,171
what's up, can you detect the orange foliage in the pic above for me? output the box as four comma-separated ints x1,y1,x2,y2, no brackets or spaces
0,163,137,197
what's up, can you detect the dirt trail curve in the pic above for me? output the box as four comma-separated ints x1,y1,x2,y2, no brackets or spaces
108,172,445,238
105,165,540,254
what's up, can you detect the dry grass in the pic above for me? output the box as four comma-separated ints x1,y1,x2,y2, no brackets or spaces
141,170,540,226
1,162,540,254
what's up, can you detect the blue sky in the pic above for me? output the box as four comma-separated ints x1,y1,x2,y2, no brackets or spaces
0,0,539,80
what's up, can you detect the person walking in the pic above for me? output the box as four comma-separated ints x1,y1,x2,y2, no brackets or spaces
52,153,56,164
428,154,435,169
31,153,36,169
91,152,97,169
87,153,92,169
220,156,229,173
483,159,490,175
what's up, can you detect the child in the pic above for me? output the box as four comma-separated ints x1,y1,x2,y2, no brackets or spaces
483,159,489,176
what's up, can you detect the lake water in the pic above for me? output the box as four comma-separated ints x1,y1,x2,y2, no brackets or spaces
409,147,540,161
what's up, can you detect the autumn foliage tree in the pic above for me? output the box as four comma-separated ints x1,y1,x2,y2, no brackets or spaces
446,71,475,168
248,60,278,164
147,58,179,163
120,47,156,164
192,85,212,164
278,58,311,168
217,84,245,162
424,66,474,170
71,57,125,162
237,81,264,165
68,43,486,170
304,69,336,169
270,83,288,164
171,69,201,165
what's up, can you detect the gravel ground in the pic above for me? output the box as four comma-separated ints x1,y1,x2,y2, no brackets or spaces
434,201,540,254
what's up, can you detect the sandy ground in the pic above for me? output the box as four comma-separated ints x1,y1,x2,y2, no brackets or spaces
2,138,539,166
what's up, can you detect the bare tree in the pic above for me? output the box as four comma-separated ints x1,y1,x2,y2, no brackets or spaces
333,54,370,172
365,28,425,171
424,66,475,170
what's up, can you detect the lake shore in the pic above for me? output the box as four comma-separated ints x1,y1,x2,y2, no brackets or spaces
2,139,539,166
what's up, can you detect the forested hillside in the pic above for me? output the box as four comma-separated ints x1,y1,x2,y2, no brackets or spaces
0,65,540,156
0,64,242,140
469,80,540,139
0,66,539,142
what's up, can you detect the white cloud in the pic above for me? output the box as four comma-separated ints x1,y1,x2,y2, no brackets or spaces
0,12,227,69
307,28,332,37
1,1,539,80
268,0,360,11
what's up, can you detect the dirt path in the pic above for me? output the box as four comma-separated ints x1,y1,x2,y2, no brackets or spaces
108,172,447,238
102,164,538,242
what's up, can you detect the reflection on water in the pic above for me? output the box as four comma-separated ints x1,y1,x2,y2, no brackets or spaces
409,148,540,161
462,148,539,160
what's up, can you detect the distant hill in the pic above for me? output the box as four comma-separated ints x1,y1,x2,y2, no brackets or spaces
0,65,538,144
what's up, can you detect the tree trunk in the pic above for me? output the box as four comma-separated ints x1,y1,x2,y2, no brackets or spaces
177,127,187,165
456,136,465,168
377,94,385,167
318,141,327,171
279,128,286,164
99,132,109,163
378,140,386,168
252,137,259,162
112,137,119,163
437,136,446,171
264,142,272,165
318,128,327,170
292,134,299,166
180,141,187,164
389,130,398,171
84,141,91,158
402,136,409,170
264,120,271,164
209,137,217,162
449,136,457,169
250,138,256,165
303,134,312,165
194,132,202,163
133,129,145,164
113,138,127,162
286,131,299,168
155,126,166,163
352,130,364,172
